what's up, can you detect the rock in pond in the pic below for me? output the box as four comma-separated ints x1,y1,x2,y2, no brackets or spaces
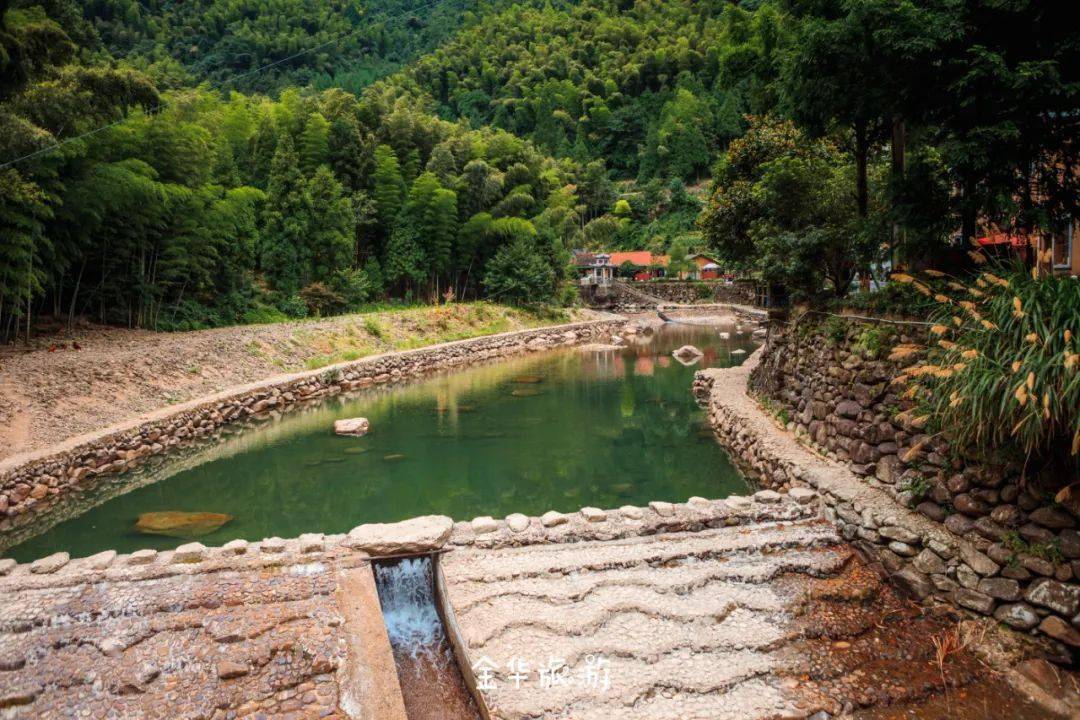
512,375,544,384
334,417,370,437
134,511,233,538
673,344,704,360
510,388,542,397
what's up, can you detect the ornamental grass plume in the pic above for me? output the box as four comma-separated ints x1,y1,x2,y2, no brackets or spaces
890,265,1079,480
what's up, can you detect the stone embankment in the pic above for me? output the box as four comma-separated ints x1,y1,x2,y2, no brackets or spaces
0,318,622,534
0,491,803,717
598,280,754,313
8,490,1058,719
695,334,1080,659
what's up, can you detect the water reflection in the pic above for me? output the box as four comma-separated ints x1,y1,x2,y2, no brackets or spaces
5,323,756,560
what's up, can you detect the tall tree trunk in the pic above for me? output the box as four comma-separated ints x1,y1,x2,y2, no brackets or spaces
890,116,906,265
854,118,869,218
68,259,86,330
961,179,978,247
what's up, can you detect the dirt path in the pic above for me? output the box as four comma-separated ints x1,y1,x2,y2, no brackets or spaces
0,305,598,461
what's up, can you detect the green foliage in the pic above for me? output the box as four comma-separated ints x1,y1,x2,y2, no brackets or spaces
823,316,847,345
384,0,780,178
699,116,879,299
852,326,890,360
483,237,556,305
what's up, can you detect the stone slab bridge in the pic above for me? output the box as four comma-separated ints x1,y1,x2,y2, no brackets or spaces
1,342,1077,719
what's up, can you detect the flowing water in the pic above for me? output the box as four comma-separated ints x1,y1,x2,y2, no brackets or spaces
374,557,482,720
5,323,756,560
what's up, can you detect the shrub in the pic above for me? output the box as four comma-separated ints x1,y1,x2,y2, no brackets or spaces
892,262,1079,481
299,282,346,316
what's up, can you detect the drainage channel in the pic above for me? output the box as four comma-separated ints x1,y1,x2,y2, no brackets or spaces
372,554,486,720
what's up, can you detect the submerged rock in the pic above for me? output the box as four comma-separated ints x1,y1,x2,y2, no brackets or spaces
510,388,542,397
672,344,704,360
383,453,406,461
512,375,544,384
334,417,370,436
134,511,233,538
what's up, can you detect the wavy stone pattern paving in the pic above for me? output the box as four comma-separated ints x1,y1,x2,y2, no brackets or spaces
442,518,847,720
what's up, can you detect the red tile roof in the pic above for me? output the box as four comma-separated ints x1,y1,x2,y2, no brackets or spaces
609,251,667,267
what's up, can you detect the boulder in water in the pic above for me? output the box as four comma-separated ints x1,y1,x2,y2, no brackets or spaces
334,417,370,436
512,375,544,384
134,511,233,538
719,331,731,339
672,345,704,360
731,348,747,355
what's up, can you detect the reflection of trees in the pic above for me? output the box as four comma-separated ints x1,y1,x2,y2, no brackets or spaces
14,327,757,559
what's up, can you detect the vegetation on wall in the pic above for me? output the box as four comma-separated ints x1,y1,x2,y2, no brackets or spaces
891,262,1078,478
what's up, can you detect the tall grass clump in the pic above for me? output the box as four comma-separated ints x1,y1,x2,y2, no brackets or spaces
890,257,1078,484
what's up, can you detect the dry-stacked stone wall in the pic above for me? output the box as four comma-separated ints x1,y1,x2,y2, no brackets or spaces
0,318,622,535
696,317,1079,653
633,280,755,305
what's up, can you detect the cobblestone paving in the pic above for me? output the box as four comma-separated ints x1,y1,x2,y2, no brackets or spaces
0,557,364,718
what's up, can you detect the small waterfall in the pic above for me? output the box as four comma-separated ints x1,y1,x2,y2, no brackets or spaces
373,556,482,720
374,557,444,663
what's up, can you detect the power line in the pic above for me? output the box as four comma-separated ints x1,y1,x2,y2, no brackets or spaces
0,0,452,171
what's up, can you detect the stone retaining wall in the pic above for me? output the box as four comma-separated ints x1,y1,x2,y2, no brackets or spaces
0,318,623,535
694,324,1080,656
0,490,817,583
630,280,754,305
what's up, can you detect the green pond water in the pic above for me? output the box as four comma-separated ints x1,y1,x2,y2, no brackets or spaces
6,324,756,560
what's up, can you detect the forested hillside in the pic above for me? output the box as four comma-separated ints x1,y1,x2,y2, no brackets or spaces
83,0,567,93
1,0,1076,341
382,0,779,180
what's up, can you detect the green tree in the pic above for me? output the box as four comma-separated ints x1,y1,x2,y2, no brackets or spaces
261,135,307,294
372,144,405,234
483,236,556,305
299,111,331,174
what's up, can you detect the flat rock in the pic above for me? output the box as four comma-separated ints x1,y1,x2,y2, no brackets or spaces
471,516,499,535
890,568,933,600
955,588,995,614
649,501,675,517
259,537,286,554
672,345,704,360
724,495,752,511
788,487,817,505
959,546,1000,577
540,511,567,528
172,542,207,564
506,513,531,533
1038,615,1080,647
993,603,1040,630
127,549,157,565
345,515,453,555
217,661,250,680
977,577,1021,601
754,490,782,504
30,552,69,575
299,533,325,553
1024,577,1080,616
134,511,233,538
222,539,248,555
580,507,607,523
334,417,370,436
619,505,644,520
83,550,117,570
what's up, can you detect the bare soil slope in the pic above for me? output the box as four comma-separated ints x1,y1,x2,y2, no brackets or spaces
0,304,592,460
